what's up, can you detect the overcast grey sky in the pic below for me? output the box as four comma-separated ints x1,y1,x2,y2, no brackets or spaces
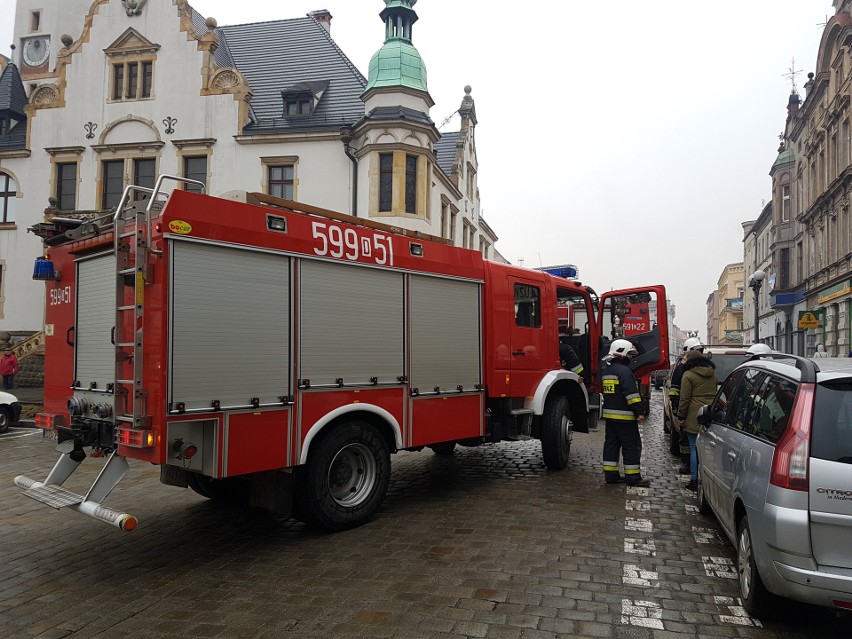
0,1,834,338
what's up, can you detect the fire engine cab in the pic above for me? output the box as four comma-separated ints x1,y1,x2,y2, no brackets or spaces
17,176,668,531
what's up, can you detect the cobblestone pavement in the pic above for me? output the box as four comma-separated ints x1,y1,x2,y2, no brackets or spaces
1,393,851,639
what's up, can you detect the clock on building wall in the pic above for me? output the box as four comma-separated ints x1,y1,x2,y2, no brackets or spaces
22,36,50,68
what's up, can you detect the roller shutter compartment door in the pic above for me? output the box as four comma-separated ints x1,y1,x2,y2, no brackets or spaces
170,241,290,410
299,260,404,386
76,254,116,390
410,275,482,393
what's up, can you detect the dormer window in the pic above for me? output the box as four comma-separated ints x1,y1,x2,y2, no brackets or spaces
280,80,329,118
284,94,313,117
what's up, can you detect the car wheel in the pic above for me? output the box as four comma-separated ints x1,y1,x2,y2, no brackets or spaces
696,476,712,516
737,516,775,617
0,406,11,434
541,394,571,470
669,420,681,456
296,420,390,532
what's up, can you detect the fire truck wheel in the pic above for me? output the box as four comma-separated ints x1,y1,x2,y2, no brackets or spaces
541,394,571,470
428,442,456,455
298,420,390,532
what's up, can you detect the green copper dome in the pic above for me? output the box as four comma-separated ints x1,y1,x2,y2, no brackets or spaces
367,41,427,91
773,146,795,168
365,0,428,92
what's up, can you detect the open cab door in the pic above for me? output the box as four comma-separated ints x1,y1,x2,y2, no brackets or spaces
594,286,669,382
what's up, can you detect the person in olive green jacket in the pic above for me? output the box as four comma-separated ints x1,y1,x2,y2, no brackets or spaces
675,349,717,490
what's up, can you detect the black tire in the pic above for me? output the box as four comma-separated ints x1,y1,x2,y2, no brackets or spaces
0,407,11,434
296,420,390,532
668,418,681,456
187,473,250,503
429,442,456,456
541,394,571,470
696,476,712,516
737,516,775,617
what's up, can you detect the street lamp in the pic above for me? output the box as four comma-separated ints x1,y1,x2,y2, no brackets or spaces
748,269,766,343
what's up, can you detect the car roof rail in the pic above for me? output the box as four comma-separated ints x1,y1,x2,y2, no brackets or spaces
748,352,819,384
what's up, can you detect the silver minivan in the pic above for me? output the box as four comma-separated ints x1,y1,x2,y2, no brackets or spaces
697,354,852,616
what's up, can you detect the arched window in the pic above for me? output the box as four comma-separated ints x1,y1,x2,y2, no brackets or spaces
0,172,17,223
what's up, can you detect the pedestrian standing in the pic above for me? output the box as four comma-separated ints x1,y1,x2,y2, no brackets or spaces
601,339,650,487
1,349,19,390
668,337,704,474
676,349,717,491
813,343,828,358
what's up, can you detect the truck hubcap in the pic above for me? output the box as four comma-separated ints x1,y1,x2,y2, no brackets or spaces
327,443,377,507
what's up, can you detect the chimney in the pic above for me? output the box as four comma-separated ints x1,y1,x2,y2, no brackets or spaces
309,10,333,34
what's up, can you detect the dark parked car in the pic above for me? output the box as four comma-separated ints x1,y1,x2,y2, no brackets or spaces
663,346,751,455
651,369,668,390
697,354,852,616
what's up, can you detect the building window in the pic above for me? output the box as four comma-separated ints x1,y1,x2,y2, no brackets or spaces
56,163,77,211
102,160,124,209
112,61,153,101
283,96,312,116
405,155,417,213
440,202,448,238
133,158,156,191
780,248,790,290
379,153,393,212
30,11,40,32
782,184,791,221
268,165,294,200
0,173,16,223
449,211,457,243
183,156,207,193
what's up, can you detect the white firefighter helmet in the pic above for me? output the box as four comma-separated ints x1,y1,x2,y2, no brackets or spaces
683,337,703,351
608,338,638,359
747,343,772,355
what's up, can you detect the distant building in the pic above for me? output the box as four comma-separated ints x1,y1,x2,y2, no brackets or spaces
743,0,852,356
706,263,744,346
0,0,502,337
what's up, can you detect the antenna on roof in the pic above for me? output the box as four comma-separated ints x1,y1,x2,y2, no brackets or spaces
438,109,458,130
782,57,802,92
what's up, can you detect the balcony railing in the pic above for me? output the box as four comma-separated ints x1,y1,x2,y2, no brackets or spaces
724,330,744,343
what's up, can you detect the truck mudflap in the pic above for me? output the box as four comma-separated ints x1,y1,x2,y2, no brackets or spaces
14,446,137,531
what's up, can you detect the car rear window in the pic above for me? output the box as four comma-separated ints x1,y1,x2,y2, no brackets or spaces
812,381,852,464
707,353,751,383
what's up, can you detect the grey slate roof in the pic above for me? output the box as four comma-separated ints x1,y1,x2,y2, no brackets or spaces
0,63,28,117
0,63,28,152
434,131,460,175
216,16,367,133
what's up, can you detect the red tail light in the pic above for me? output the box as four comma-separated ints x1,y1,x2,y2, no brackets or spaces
770,384,814,491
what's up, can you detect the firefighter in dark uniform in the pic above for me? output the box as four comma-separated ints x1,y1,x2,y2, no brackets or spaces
559,335,584,377
668,337,703,474
601,339,650,486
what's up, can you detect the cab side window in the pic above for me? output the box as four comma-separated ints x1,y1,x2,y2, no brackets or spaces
514,284,541,328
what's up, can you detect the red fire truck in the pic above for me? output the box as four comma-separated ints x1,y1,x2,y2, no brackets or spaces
17,176,668,531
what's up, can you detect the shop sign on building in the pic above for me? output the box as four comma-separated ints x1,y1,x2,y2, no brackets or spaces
817,280,851,304
798,310,824,329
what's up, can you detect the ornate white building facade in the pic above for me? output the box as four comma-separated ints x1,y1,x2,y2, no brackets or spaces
0,0,500,335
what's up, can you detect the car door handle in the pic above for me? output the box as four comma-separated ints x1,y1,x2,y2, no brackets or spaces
727,451,737,462
707,439,717,447
512,350,525,356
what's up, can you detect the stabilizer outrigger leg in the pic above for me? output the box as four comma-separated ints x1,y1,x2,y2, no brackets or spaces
15,445,138,531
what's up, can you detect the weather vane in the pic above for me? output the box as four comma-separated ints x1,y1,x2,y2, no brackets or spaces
782,57,802,92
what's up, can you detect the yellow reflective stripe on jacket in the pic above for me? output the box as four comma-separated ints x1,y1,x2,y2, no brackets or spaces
602,411,637,421
571,364,584,375
668,388,680,397
625,393,641,405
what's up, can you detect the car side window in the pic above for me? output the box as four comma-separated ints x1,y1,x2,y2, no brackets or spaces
724,368,766,432
752,375,798,443
711,369,745,424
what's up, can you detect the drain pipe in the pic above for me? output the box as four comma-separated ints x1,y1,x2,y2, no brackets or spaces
340,126,358,217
